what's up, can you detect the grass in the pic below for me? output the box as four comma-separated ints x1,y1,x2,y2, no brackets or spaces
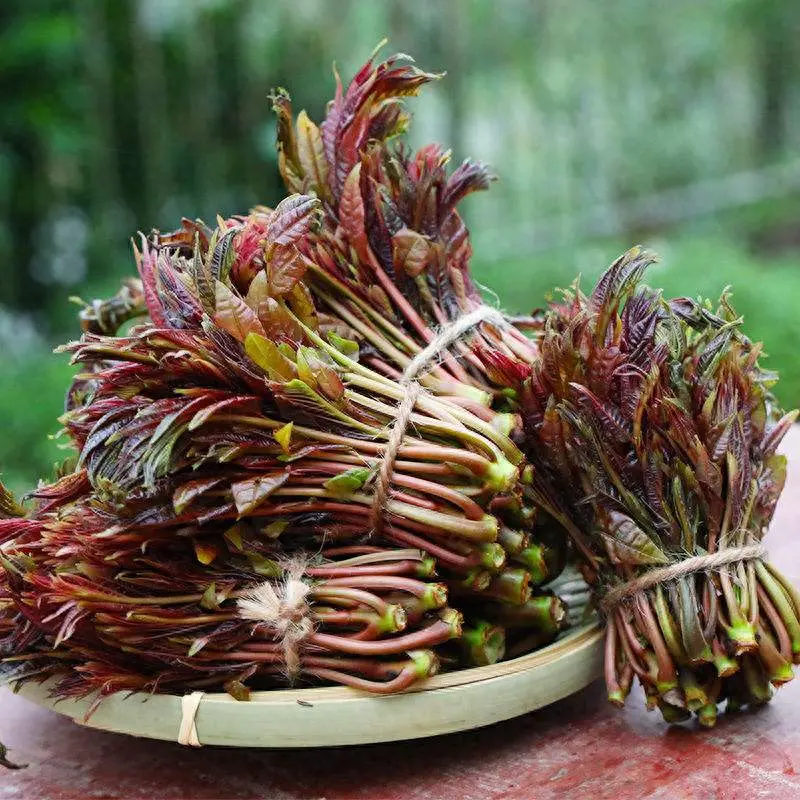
1,232,798,495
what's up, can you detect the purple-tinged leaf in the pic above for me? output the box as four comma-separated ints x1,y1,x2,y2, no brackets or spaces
267,246,308,297
172,478,224,515
266,194,321,247
391,228,430,277
213,282,265,343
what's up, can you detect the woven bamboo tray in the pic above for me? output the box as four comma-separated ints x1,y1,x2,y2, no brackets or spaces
11,622,603,747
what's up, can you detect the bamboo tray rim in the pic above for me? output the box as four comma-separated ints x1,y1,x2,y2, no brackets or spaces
11,622,604,748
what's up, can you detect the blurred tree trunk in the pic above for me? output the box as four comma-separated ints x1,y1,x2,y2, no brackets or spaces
757,24,791,159
132,13,173,226
80,0,122,234
743,0,800,161
441,0,466,162
0,0,83,314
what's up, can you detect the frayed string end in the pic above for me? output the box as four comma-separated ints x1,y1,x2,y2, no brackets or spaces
237,557,314,679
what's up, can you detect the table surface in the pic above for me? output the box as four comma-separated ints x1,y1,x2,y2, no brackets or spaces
2,428,799,800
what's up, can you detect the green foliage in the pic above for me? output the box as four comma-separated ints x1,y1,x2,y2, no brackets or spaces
0,355,74,496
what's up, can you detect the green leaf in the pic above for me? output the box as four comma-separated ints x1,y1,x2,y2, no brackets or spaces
286,281,318,330
277,379,376,434
188,637,208,658
294,346,342,399
224,679,251,702
598,511,668,567
0,481,25,519
142,413,189,489
278,342,296,360
244,332,297,381
263,519,289,539
244,270,270,313
295,347,317,389
199,582,220,611
324,467,373,498
208,226,239,284
0,551,22,577
194,541,219,565
245,552,282,578
231,473,289,517
274,422,293,454
327,331,360,360
296,109,329,200
223,523,245,552
271,88,303,193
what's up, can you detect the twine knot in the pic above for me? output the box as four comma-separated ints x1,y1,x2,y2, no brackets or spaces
237,557,313,678
598,543,768,614
369,306,508,537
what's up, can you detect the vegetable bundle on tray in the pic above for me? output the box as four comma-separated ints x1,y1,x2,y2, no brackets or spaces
0,51,567,703
0,46,797,733
0,206,562,698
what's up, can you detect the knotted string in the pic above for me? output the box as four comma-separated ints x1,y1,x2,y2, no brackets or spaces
236,557,313,679
369,306,508,538
598,543,767,614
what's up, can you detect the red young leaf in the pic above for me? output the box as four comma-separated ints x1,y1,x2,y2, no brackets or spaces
134,239,169,327
392,228,430,277
339,164,369,262
266,194,320,247
213,282,266,342
268,246,308,297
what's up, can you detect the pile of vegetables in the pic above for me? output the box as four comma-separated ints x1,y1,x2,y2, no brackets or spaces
0,47,797,732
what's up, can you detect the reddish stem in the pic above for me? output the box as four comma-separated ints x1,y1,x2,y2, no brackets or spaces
320,575,441,598
306,561,424,579
310,616,458,656
308,664,421,693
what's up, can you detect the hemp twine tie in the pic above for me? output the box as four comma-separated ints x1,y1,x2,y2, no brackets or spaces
183,560,313,745
598,542,768,614
179,543,768,743
236,555,313,670
369,305,508,538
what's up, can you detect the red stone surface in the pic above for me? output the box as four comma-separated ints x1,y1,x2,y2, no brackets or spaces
2,428,799,800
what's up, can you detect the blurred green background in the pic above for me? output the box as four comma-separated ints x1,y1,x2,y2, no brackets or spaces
2,0,800,495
